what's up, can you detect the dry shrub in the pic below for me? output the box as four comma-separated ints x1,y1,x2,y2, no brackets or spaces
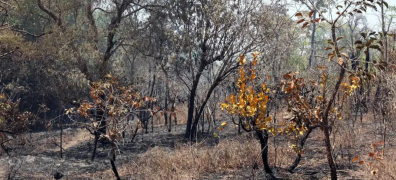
267,138,296,169
330,109,396,179
348,146,396,180
152,104,188,126
173,104,188,124
375,149,396,179
120,136,261,179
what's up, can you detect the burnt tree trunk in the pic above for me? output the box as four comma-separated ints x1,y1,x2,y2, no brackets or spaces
109,142,121,180
190,75,224,139
59,101,63,159
185,61,206,139
91,132,99,161
256,130,273,175
164,71,169,127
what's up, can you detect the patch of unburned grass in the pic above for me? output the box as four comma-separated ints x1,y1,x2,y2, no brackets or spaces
119,136,262,179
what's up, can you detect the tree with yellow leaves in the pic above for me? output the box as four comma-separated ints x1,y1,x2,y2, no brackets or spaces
221,53,275,177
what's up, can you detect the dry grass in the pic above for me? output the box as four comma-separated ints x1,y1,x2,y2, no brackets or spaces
375,149,396,179
29,128,92,153
119,136,263,180
59,129,91,150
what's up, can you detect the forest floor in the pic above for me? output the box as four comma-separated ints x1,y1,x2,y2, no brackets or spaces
1,115,396,180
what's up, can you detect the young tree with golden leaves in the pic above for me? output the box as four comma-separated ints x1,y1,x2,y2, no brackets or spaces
221,53,275,177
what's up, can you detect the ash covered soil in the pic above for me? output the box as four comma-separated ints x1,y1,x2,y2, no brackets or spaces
0,123,369,180
1,126,184,179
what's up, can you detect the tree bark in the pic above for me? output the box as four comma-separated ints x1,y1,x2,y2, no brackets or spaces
256,130,272,175
322,63,345,180
187,61,236,139
255,130,277,180
319,23,348,180
190,79,219,138
308,10,317,69
109,158,121,180
381,0,388,62
109,142,121,180
185,61,206,139
164,70,169,126
91,132,99,161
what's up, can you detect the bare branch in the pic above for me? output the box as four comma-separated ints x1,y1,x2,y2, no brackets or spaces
37,0,62,26
0,48,18,59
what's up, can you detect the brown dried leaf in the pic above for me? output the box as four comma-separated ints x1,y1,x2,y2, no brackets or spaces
352,156,358,162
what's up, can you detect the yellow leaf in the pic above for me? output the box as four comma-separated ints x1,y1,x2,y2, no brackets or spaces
299,131,304,135
221,121,227,126
328,54,334,62
341,53,348,57
238,55,246,65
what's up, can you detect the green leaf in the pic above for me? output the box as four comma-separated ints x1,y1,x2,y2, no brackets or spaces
213,132,219,138
360,33,366,39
